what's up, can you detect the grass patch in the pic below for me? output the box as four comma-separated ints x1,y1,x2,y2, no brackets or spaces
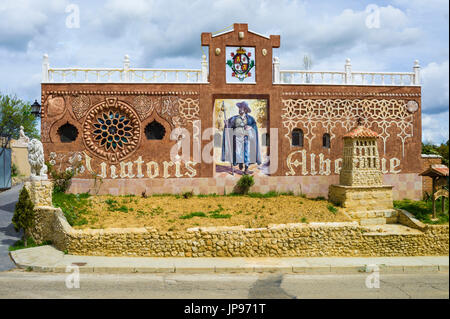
327,204,338,214
394,198,449,224
179,205,232,220
74,193,351,231
180,212,207,219
52,192,91,226
9,238,52,252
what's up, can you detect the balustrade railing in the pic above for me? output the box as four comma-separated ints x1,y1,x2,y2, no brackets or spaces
273,57,420,86
42,54,209,84
42,54,420,86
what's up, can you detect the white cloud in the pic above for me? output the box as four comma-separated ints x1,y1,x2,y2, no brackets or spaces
0,0,447,144
421,60,449,114
0,0,67,51
422,111,449,143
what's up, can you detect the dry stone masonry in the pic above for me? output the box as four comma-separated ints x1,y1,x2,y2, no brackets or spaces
29,207,448,257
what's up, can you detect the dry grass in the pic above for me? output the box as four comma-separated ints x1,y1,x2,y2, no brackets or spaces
73,193,351,232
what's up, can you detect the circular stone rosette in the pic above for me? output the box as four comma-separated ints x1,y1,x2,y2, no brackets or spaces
83,100,141,163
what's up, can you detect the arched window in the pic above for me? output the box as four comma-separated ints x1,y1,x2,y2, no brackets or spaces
292,129,303,147
145,120,166,140
57,123,78,143
323,133,330,148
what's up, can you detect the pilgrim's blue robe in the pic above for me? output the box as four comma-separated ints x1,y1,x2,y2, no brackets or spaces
221,114,262,166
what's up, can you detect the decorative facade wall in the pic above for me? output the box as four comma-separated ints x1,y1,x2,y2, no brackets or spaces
41,24,423,199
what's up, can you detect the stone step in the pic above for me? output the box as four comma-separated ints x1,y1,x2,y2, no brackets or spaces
359,217,386,226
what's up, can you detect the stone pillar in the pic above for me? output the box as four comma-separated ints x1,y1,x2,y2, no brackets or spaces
42,54,49,83
201,54,208,83
123,54,130,82
24,180,53,207
413,60,420,85
344,58,352,84
273,56,280,83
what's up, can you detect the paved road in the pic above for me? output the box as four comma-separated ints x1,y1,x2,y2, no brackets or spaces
0,184,22,272
0,270,447,299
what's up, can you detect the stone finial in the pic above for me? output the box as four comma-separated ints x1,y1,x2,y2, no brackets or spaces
413,59,420,85
42,53,49,83
201,54,208,83
273,56,280,83
123,54,130,82
344,58,352,84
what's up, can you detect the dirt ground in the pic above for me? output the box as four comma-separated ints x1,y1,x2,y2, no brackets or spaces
74,194,352,232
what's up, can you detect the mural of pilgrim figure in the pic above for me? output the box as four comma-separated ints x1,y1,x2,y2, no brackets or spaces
221,101,261,175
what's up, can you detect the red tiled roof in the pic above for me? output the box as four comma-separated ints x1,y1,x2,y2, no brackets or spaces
419,164,449,177
344,125,379,138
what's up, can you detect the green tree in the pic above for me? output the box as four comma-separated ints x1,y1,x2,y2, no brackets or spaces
0,93,39,152
12,187,35,247
422,140,449,167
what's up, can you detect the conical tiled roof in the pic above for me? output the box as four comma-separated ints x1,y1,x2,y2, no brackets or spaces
344,125,379,138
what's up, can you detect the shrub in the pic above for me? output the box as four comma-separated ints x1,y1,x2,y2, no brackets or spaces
11,163,19,177
182,191,194,199
46,161,77,193
12,187,35,246
234,175,255,195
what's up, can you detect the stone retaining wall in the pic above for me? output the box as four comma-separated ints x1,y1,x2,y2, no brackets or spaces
30,207,449,257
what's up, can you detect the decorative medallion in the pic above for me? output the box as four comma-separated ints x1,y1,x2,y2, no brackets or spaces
133,95,156,120
83,98,140,163
262,48,267,56
215,48,221,56
406,100,418,113
47,95,65,117
226,46,255,83
72,95,91,120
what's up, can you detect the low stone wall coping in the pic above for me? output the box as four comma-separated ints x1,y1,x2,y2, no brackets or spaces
330,184,393,190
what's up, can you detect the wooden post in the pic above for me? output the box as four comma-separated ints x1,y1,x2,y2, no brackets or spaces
432,177,436,219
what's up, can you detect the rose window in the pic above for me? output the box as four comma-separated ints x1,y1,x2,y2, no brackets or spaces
93,111,133,151
83,98,140,163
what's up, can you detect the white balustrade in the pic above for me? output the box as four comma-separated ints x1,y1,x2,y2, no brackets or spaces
42,54,419,86
43,54,208,84
273,57,420,86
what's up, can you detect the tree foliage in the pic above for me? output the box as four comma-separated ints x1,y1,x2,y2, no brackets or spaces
12,187,35,246
422,140,449,166
0,93,39,149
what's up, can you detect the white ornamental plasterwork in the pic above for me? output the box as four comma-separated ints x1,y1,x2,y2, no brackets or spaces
72,95,91,120
178,98,200,123
133,95,158,120
281,99,414,157
48,151,85,174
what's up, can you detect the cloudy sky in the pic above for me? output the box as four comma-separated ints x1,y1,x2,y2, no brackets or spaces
0,0,448,144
